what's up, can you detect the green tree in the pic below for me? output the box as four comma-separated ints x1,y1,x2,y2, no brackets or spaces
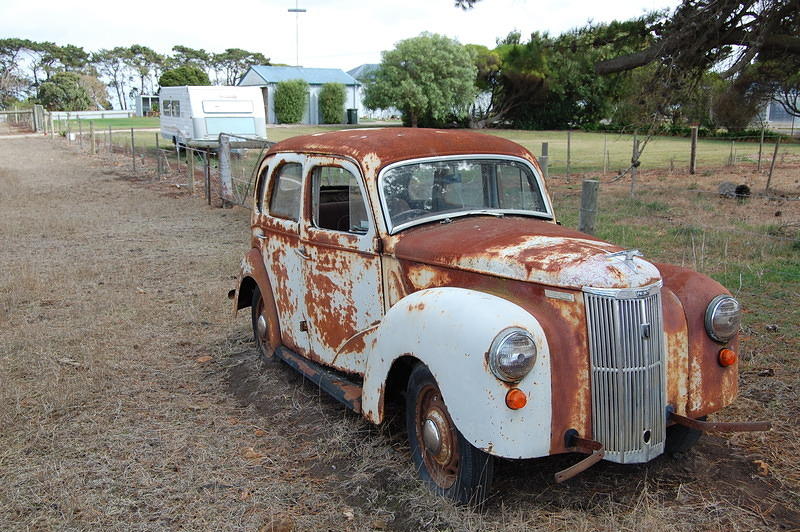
128,44,164,94
212,48,269,85
93,47,134,109
0,38,33,106
594,1,800,120
274,79,308,123
36,71,91,111
158,65,211,87
78,74,112,110
364,33,476,127
318,82,346,124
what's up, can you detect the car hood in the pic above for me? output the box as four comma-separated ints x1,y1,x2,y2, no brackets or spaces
392,216,661,290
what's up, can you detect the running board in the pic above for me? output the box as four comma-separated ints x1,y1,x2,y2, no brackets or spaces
274,346,363,414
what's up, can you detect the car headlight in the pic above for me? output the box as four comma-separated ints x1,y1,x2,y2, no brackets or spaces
705,295,741,342
489,328,537,382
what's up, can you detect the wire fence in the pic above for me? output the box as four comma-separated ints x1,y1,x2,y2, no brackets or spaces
47,122,273,208
16,117,798,315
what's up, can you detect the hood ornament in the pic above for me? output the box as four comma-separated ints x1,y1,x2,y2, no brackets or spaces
606,249,643,272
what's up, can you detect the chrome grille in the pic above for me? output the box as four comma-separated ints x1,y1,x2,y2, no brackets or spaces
584,283,666,463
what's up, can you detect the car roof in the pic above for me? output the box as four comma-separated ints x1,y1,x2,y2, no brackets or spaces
265,128,535,173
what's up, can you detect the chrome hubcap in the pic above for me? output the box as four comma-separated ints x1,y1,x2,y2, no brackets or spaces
257,315,267,339
422,418,442,455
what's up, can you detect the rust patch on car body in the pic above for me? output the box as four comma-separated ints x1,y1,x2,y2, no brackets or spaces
394,217,661,290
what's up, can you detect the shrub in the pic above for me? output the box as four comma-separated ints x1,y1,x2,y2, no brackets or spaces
319,83,346,124
159,66,210,87
274,79,308,124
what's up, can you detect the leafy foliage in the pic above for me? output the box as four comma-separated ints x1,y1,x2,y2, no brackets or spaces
470,20,654,129
35,72,91,111
274,79,308,124
158,65,211,87
364,33,476,127
318,83,346,124
595,0,800,121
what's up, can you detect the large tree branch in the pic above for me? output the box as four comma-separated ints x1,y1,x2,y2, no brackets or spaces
595,33,800,75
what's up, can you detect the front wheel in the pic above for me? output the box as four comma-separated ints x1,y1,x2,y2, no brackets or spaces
250,285,273,361
405,364,494,505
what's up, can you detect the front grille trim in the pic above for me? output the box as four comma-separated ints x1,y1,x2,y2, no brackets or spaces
584,281,667,464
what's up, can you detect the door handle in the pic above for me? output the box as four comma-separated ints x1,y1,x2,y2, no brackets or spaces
295,247,310,260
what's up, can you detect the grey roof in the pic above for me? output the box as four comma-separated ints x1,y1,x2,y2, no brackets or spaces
347,64,379,81
243,65,359,86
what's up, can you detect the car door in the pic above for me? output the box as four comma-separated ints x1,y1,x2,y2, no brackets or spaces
259,153,310,356
300,156,384,374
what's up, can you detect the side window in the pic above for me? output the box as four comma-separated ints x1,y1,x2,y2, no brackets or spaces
173,101,180,117
312,166,369,234
163,100,172,116
269,163,303,221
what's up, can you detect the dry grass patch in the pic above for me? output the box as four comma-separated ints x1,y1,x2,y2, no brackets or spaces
1,136,798,531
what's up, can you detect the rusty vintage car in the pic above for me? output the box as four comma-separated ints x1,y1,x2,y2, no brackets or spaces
231,128,769,503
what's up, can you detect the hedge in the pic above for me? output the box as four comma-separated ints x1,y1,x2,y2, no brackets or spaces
319,83,346,124
274,79,309,124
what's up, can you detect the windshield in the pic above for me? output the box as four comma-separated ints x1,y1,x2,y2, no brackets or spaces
381,158,550,231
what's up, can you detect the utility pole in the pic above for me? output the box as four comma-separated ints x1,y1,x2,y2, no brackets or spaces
288,0,307,66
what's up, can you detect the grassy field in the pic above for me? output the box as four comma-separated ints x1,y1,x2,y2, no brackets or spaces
58,116,160,130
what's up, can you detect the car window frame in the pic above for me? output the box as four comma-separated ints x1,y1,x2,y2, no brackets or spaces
309,162,372,236
266,155,306,222
377,154,554,235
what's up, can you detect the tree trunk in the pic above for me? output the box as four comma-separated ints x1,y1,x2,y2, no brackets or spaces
410,112,418,128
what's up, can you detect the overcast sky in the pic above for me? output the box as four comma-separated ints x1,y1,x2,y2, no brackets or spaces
2,0,680,71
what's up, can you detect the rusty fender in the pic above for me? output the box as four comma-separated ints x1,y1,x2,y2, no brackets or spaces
233,248,282,353
361,287,553,459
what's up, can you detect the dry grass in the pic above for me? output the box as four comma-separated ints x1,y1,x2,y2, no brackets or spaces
0,135,798,531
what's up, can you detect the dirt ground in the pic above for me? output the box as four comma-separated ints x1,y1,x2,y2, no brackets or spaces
1,135,798,531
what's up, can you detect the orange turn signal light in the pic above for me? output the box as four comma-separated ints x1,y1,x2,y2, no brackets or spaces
505,388,527,410
719,348,737,367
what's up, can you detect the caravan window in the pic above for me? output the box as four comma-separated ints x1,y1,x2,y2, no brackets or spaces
172,101,180,117
163,101,172,116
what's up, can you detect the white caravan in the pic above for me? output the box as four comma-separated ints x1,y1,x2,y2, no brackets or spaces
159,86,267,146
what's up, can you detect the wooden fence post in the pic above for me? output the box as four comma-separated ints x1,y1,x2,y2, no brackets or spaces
689,126,698,174
155,133,161,181
89,121,95,154
757,128,765,172
579,179,599,235
765,137,781,193
218,134,234,205
566,130,572,178
208,150,211,205
540,142,549,178
130,128,136,174
78,119,83,149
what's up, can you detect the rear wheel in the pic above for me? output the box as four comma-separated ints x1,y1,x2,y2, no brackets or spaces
665,416,706,455
405,363,494,505
250,285,273,361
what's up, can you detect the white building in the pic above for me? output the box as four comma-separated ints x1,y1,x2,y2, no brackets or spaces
238,66,360,125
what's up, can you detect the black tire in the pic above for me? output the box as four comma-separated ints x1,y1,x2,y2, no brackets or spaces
250,285,273,361
665,416,706,455
405,363,494,505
